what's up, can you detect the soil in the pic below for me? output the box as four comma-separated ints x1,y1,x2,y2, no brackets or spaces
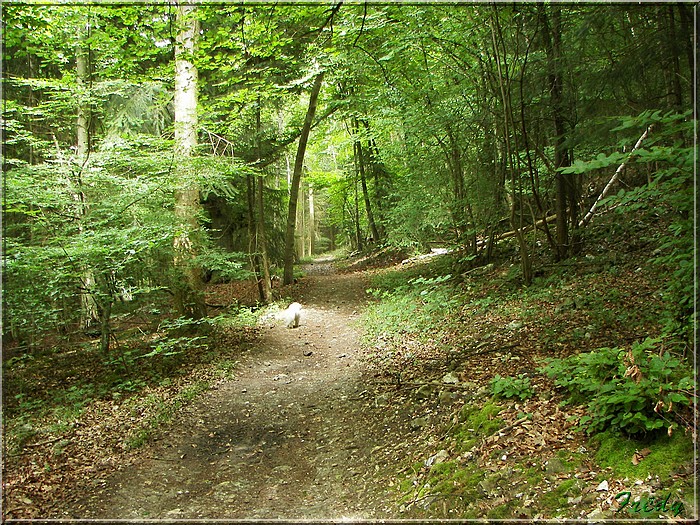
56,259,404,520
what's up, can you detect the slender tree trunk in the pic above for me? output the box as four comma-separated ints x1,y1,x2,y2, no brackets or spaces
246,173,264,299
308,185,316,254
490,9,532,285
173,3,206,318
256,173,273,302
362,121,387,240
676,4,694,113
295,182,304,260
354,173,363,251
541,3,575,260
353,119,379,243
662,5,683,111
283,71,324,285
255,100,272,303
75,23,100,331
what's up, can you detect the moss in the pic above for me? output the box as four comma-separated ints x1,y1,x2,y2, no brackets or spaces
487,501,519,519
540,478,578,509
453,401,504,452
404,460,485,515
591,431,694,481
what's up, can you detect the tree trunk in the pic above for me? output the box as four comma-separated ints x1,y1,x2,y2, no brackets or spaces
362,121,387,240
353,119,379,244
490,9,532,285
173,3,206,318
541,3,575,261
354,174,363,251
308,185,316,255
255,100,272,303
75,24,100,331
283,71,324,285
246,173,264,300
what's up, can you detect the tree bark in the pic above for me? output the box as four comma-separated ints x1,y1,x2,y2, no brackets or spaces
283,71,324,285
246,173,264,300
75,23,100,331
353,119,379,243
173,3,206,319
308,185,316,254
490,9,532,285
541,3,575,260
255,100,272,303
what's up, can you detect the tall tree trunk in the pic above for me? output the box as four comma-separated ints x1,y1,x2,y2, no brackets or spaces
362,121,387,240
353,119,379,243
255,100,272,303
256,173,272,302
246,173,264,300
662,5,683,111
676,4,694,114
75,22,100,331
354,173,363,251
541,3,575,260
490,9,532,285
173,3,206,319
283,71,324,285
308,185,316,254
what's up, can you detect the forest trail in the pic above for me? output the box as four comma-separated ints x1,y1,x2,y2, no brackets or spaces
63,260,397,519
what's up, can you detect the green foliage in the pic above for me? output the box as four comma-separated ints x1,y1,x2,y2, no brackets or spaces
490,374,535,401
195,248,251,283
540,338,694,436
364,267,459,346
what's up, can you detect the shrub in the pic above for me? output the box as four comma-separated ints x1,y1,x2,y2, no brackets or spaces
540,337,694,435
490,374,534,401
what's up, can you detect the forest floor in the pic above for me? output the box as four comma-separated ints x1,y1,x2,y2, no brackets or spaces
38,258,409,519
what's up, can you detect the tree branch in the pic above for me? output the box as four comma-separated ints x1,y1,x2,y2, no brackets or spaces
578,125,653,228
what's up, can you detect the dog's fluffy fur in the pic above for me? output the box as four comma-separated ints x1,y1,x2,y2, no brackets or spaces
285,302,302,328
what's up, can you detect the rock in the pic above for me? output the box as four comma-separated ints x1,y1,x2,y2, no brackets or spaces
425,449,449,467
554,298,575,314
438,390,455,404
478,473,502,496
545,457,567,474
416,384,434,399
442,372,459,384
410,417,428,430
375,393,391,407
586,508,607,520
596,480,609,492
506,320,523,331
475,385,490,398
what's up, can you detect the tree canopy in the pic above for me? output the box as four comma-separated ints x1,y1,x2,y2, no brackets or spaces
3,0,693,344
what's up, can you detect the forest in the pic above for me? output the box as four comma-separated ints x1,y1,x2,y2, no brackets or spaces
2,1,696,520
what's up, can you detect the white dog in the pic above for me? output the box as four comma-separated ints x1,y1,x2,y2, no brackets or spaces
285,302,302,328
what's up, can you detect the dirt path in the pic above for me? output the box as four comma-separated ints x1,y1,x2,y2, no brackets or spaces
62,262,400,519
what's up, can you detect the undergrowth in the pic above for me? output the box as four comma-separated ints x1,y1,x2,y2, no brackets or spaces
364,202,695,519
3,305,259,453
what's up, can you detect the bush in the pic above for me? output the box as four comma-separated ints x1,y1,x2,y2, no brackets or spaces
540,337,694,436
490,374,534,401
